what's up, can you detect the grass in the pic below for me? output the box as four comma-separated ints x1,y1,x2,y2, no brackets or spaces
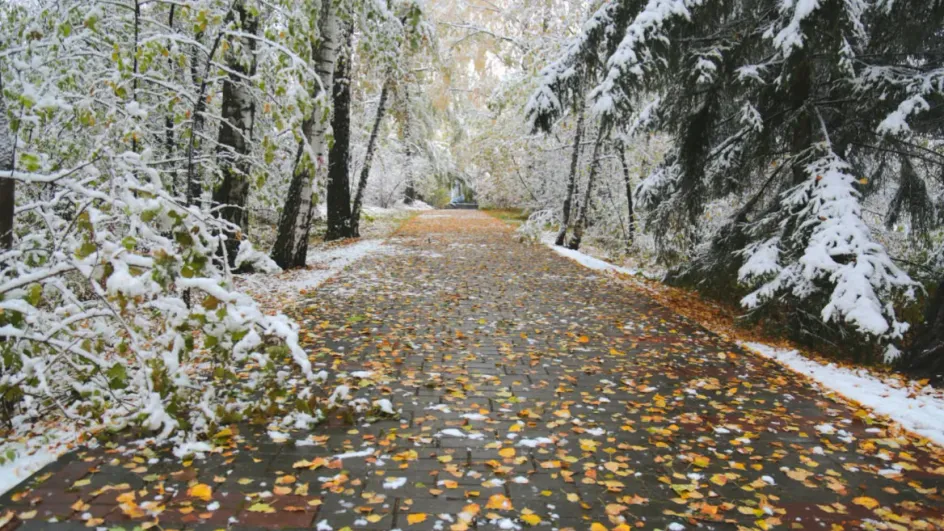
483,208,529,227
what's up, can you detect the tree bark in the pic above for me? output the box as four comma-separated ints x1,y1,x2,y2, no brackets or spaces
212,2,257,267
350,81,392,238
555,103,585,246
185,30,224,207
324,30,355,241
901,273,944,384
402,85,416,204
615,139,635,249
271,0,340,267
567,121,607,250
0,88,14,250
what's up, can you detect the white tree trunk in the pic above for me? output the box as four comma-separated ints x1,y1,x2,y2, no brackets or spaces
272,0,340,268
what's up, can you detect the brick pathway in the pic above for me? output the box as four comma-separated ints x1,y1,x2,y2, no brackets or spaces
2,210,943,530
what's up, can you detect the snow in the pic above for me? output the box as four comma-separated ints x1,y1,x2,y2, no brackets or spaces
332,447,376,460
436,429,485,440
374,399,397,415
740,151,915,339
741,341,944,446
293,240,390,291
516,437,554,448
0,428,76,496
383,477,408,489
541,235,638,276
172,441,213,459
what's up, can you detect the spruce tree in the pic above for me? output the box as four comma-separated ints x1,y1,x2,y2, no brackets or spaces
530,0,944,367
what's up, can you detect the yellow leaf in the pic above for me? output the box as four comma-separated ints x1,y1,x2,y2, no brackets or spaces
499,448,516,458
590,523,608,531
407,513,427,524
566,493,580,502
276,475,296,485
578,335,590,343
853,497,879,510
521,513,541,526
247,502,275,513
188,483,212,501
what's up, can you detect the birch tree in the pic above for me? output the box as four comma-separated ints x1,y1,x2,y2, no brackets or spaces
271,0,340,269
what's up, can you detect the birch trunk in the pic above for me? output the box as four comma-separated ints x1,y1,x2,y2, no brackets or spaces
567,122,607,250
555,103,585,246
350,81,392,238
324,29,355,241
271,0,340,268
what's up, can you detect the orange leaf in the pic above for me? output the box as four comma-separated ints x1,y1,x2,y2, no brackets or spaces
485,493,513,511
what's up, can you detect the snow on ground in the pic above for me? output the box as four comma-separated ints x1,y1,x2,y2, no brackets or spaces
293,240,389,291
239,239,398,301
741,342,944,447
0,427,79,496
541,234,657,278
544,233,944,448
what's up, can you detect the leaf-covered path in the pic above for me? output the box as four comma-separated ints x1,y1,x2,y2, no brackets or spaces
3,210,944,530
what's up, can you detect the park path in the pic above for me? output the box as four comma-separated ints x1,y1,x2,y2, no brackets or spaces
2,210,943,530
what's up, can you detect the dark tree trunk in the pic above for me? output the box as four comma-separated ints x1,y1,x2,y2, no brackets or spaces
165,5,178,195
186,30,224,207
324,34,355,242
211,2,257,267
350,81,392,237
402,85,416,204
901,274,944,384
555,104,585,246
615,140,635,249
0,91,13,250
272,0,340,267
567,121,607,250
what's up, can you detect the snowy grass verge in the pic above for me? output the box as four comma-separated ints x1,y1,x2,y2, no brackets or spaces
740,342,944,447
540,234,659,279
0,427,80,496
239,236,400,303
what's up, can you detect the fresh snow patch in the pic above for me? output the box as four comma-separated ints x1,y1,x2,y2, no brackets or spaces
383,477,408,489
374,399,397,415
332,447,376,460
436,429,485,440
267,431,290,443
517,437,554,448
173,441,213,459
461,413,488,420
741,341,944,447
